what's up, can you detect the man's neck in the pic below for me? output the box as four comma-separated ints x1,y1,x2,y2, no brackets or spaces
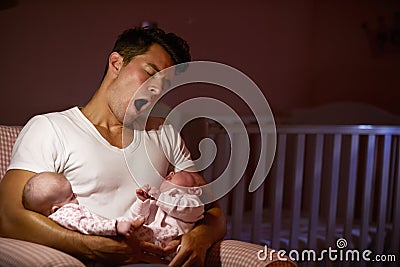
81,95,131,149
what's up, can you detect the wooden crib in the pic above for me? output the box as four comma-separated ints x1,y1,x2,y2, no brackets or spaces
203,121,400,266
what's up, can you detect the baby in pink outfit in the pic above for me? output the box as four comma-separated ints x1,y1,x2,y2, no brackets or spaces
129,171,205,250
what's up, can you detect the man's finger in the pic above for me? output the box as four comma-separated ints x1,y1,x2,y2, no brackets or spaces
141,253,169,264
168,247,190,267
140,240,167,257
163,239,180,253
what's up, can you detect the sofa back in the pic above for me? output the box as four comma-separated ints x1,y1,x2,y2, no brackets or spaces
0,125,23,180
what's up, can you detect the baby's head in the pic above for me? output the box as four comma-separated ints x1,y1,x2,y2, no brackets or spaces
22,172,78,216
160,171,205,194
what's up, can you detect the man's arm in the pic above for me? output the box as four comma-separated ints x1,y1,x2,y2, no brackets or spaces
0,169,166,264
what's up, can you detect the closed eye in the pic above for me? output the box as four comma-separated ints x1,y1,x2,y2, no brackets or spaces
145,65,158,77
146,70,156,77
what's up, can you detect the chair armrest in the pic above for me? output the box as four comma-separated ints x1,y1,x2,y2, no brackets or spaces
0,237,85,267
206,239,296,267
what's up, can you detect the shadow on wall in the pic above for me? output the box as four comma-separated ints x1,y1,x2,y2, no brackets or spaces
0,0,18,11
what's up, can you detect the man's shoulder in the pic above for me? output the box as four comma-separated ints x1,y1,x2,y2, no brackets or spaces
31,107,83,127
28,107,78,123
42,107,78,119
20,107,82,137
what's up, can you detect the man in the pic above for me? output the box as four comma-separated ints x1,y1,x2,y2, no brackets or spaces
0,27,226,266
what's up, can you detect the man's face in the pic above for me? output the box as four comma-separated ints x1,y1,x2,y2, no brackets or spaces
109,44,174,124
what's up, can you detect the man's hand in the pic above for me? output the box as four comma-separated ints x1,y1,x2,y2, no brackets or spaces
86,217,168,265
165,232,208,267
126,216,169,264
83,234,168,265
164,197,227,267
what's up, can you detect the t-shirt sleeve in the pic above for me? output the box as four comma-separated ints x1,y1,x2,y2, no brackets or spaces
161,124,194,172
7,115,65,173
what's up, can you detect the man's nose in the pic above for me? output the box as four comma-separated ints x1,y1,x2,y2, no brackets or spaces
147,74,170,97
148,84,161,97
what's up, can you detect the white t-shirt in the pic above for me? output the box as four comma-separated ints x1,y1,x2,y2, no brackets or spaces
8,107,194,219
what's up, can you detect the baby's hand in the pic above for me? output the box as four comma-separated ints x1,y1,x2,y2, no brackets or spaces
116,217,145,238
136,188,150,201
116,220,133,237
148,187,160,199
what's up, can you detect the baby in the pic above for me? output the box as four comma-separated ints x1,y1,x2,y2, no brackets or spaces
129,171,206,249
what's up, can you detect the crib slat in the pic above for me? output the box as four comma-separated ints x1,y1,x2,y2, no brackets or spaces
214,133,230,215
326,134,342,246
231,133,246,240
391,138,400,254
360,134,376,250
375,135,391,253
251,134,266,243
271,133,287,249
203,133,217,182
251,181,264,243
232,177,245,239
290,134,306,250
344,134,360,243
307,134,324,250
386,138,396,223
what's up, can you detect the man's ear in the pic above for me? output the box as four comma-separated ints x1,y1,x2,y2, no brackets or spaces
108,52,123,77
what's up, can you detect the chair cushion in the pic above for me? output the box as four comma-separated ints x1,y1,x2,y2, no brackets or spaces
0,237,85,267
205,239,296,267
0,125,22,180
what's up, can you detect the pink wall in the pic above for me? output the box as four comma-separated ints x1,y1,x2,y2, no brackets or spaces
0,0,399,125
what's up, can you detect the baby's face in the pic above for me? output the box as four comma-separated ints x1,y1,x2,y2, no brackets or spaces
55,181,79,207
160,171,196,192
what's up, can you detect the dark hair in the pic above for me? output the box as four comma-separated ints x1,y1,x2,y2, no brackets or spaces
103,27,191,77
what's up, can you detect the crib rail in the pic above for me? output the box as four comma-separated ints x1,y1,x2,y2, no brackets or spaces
204,123,400,266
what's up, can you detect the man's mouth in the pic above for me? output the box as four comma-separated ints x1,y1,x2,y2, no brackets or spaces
134,99,149,112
